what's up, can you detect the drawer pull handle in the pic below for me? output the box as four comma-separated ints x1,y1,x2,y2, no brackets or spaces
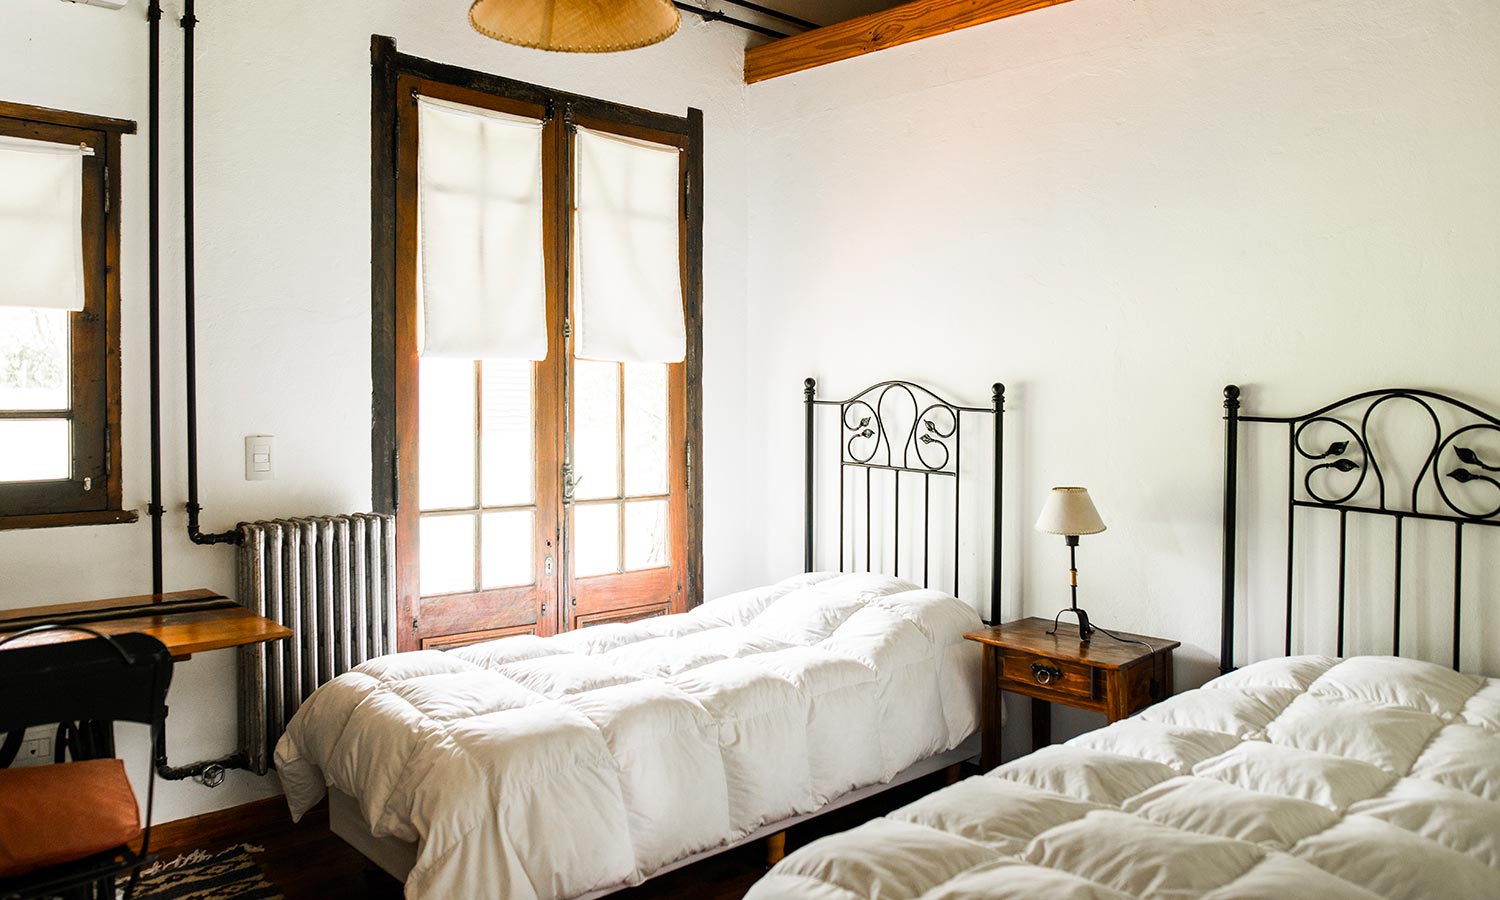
1031,662,1063,685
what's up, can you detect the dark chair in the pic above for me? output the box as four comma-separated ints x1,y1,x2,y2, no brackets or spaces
0,626,173,900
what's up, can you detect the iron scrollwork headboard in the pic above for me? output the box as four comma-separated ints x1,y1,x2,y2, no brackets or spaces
804,378,1005,624
1221,384,1500,674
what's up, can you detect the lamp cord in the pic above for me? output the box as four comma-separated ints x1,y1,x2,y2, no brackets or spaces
1091,624,1164,701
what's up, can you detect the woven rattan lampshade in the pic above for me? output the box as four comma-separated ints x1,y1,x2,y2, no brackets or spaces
470,0,680,52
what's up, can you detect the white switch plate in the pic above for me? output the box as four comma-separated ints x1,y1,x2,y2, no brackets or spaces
245,435,275,481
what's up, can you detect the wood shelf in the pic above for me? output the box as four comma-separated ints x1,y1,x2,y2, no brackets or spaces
0,590,292,660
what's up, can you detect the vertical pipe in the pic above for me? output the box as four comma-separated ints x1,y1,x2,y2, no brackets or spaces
991,384,1004,626
147,0,164,593
1452,521,1463,670
1336,509,1348,657
1284,423,1294,656
1392,515,1403,656
803,378,815,573
182,0,201,532
180,0,238,547
1220,385,1241,674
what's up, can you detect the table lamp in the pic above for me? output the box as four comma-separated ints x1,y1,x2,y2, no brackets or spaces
1035,486,1106,642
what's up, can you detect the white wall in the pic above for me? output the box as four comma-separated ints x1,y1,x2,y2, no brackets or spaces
745,0,1500,748
0,0,753,821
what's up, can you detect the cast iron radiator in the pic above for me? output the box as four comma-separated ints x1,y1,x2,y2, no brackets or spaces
237,513,396,775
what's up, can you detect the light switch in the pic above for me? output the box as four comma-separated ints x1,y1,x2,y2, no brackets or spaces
245,435,275,481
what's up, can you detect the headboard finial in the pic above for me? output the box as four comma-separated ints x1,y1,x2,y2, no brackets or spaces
1224,385,1241,409
992,383,1006,409
804,377,817,399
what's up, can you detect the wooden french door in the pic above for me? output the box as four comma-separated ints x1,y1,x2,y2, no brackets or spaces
563,112,691,632
389,73,695,651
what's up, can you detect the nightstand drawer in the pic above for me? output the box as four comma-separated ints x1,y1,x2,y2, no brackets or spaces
1000,652,1095,700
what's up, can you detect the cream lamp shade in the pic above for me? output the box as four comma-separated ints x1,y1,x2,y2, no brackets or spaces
1034,487,1107,537
470,0,681,53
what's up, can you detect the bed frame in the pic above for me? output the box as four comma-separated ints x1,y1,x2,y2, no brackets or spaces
1221,384,1500,675
804,378,1005,624
332,377,1006,892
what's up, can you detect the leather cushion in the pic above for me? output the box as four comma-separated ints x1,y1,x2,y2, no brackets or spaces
0,758,141,878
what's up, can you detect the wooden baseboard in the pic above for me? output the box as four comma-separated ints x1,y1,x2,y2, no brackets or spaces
138,795,312,855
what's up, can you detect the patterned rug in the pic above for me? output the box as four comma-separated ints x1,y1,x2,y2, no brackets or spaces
132,845,284,900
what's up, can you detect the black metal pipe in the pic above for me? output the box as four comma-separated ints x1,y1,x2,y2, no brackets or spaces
672,2,789,40
153,715,242,785
1220,384,1240,674
717,0,819,30
803,378,815,572
180,0,240,547
147,0,165,589
989,383,1004,625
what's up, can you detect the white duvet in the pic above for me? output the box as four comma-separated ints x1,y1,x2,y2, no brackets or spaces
275,572,982,900
749,654,1500,900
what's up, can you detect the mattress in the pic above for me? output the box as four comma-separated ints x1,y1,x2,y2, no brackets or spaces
748,654,1500,900
274,572,982,900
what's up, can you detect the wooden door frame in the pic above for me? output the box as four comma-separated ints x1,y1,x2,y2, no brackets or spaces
369,36,704,651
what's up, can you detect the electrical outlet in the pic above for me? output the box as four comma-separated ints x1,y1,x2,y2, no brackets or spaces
12,731,53,768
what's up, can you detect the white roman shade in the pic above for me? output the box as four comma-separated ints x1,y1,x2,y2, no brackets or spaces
418,96,548,360
0,135,88,311
573,127,685,364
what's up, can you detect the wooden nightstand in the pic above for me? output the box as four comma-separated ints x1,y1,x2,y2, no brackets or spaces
964,618,1180,770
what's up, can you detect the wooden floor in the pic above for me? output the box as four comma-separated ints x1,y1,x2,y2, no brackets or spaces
149,769,964,900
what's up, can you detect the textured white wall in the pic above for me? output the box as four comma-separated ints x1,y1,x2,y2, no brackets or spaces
745,0,1500,748
0,0,753,820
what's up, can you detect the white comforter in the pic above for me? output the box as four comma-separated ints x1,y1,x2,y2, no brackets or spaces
275,572,981,900
749,655,1500,900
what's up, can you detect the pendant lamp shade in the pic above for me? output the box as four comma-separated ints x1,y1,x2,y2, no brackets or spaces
470,0,681,53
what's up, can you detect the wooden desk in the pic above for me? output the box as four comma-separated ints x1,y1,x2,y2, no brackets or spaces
964,618,1179,770
0,589,292,660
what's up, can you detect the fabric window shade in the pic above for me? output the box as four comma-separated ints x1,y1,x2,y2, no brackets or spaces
573,127,685,364
0,135,87,312
418,97,547,360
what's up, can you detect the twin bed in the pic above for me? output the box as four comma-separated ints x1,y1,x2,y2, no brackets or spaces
752,385,1500,900
277,379,1004,898
277,381,1500,900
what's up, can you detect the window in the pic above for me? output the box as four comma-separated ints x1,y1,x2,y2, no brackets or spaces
371,41,703,651
0,101,133,530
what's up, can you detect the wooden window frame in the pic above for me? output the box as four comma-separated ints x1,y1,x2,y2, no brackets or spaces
368,37,705,648
0,101,136,531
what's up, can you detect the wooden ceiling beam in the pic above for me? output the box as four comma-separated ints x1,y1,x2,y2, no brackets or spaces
744,0,1078,84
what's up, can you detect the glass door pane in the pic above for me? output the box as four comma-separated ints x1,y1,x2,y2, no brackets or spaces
419,358,476,510
573,359,619,502
419,356,540,595
624,363,667,496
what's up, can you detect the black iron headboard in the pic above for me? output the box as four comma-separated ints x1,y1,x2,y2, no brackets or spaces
1221,384,1500,674
804,378,1005,624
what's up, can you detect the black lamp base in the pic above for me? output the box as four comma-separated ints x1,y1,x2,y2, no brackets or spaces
1047,606,1095,643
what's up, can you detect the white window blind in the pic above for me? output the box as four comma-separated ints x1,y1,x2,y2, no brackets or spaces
0,135,87,312
573,127,685,365
418,96,548,361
